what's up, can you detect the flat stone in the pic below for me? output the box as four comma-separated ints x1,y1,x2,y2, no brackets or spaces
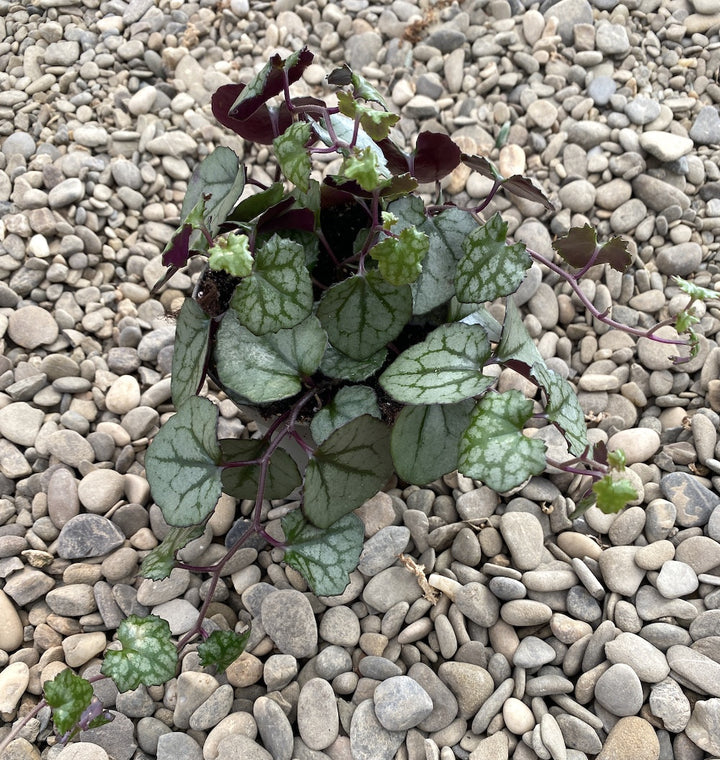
297,678,339,750
253,696,294,760
157,732,203,760
8,305,59,349
500,511,545,570
661,472,720,528
0,589,23,651
374,675,433,731
57,515,125,559
685,698,720,756
0,661,29,713
174,672,219,729
639,131,693,161
604,632,670,682
598,546,646,595
607,428,660,464
357,526,411,576
407,662,458,732
3,567,55,606
349,699,405,760
362,566,423,612
454,582,500,627
656,560,699,598
596,717,660,760
595,662,644,716
437,661,494,719
675,535,720,574
667,645,720,697
77,470,126,514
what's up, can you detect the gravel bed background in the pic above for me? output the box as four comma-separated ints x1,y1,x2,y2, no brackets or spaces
1,0,720,759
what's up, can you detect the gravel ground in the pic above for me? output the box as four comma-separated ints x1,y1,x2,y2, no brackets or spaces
2,0,720,759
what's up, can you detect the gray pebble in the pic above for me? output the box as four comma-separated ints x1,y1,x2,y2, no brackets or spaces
261,589,318,658
254,696,294,760
594,663,644,716
349,699,405,760
374,675,434,731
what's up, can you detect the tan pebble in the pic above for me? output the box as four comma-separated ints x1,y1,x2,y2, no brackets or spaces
550,612,593,644
597,716,660,760
503,697,535,734
0,661,30,713
635,540,675,570
556,532,602,560
0,589,24,652
225,651,263,687
608,428,661,464
62,631,107,668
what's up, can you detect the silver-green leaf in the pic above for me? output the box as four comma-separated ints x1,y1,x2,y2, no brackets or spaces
230,234,313,335
459,390,546,492
310,385,381,446
282,509,365,596
317,270,412,360
456,213,531,303
172,297,212,408
140,525,205,581
304,415,393,530
144,396,223,527
215,312,327,403
379,323,494,405
391,401,474,484
101,615,178,693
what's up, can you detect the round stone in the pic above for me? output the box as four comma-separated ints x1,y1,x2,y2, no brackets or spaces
105,375,141,415
260,589,318,658
77,470,126,513
8,305,59,349
373,675,434,731
595,663,644,716
607,428,660,464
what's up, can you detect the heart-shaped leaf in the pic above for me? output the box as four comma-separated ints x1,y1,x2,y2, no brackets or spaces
216,312,327,403
230,234,313,335
391,401,474,484
220,439,301,500
282,509,365,596
380,323,493,405
304,415,392,529
101,615,178,693
310,385,380,446
411,131,462,183
140,525,205,581
171,298,212,408
459,390,546,492
198,629,251,672
592,474,638,514
317,270,412,360
45,668,94,738
456,213,531,303
496,297,544,368
212,84,293,144
145,396,223,527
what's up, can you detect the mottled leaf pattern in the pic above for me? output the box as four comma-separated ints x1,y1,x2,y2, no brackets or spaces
101,615,178,693
370,226,428,286
319,344,387,381
145,396,223,527
230,235,313,335
530,362,588,457
380,323,494,405
45,669,94,738
456,213,531,303
317,270,412,360
304,415,392,530
459,390,546,492
496,297,544,367
282,510,365,596
216,312,327,403
198,629,251,672
274,122,312,191
391,401,474,484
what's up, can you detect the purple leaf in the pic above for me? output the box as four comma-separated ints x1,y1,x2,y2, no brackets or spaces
230,48,314,120
553,225,631,272
378,138,411,176
212,84,292,145
461,154,498,179
259,207,316,235
162,224,193,268
411,132,462,183
502,175,554,211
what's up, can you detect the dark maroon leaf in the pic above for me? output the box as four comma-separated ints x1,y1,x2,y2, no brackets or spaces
212,84,292,145
593,440,608,466
327,65,352,86
230,48,314,120
378,138,411,176
502,175,554,211
259,207,316,235
162,224,193,268
412,132,462,183
461,154,498,179
552,225,597,269
597,236,632,273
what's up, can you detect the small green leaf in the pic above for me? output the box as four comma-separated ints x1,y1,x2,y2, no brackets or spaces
337,91,399,141
456,213,531,303
370,227,428,286
380,323,494,405
140,525,205,581
274,122,312,192
171,298,212,408
181,146,245,240
341,146,384,192
391,401,474,484
216,312,327,403
230,234,313,335
311,385,380,446
459,390,546,492
208,233,253,278
282,509,365,596
607,448,627,470
552,225,631,273
220,439,302,500
672,275,718,302
145,396,223,527
530,362,588,457
45,669,94,738
304,415,393,530
198,629,251,672
101,615,178,693
319,344,387,381
592,475,638,514
317,270,412,360
675,309,700,334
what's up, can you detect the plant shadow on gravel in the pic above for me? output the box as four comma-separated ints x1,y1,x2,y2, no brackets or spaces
1,47,714,753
